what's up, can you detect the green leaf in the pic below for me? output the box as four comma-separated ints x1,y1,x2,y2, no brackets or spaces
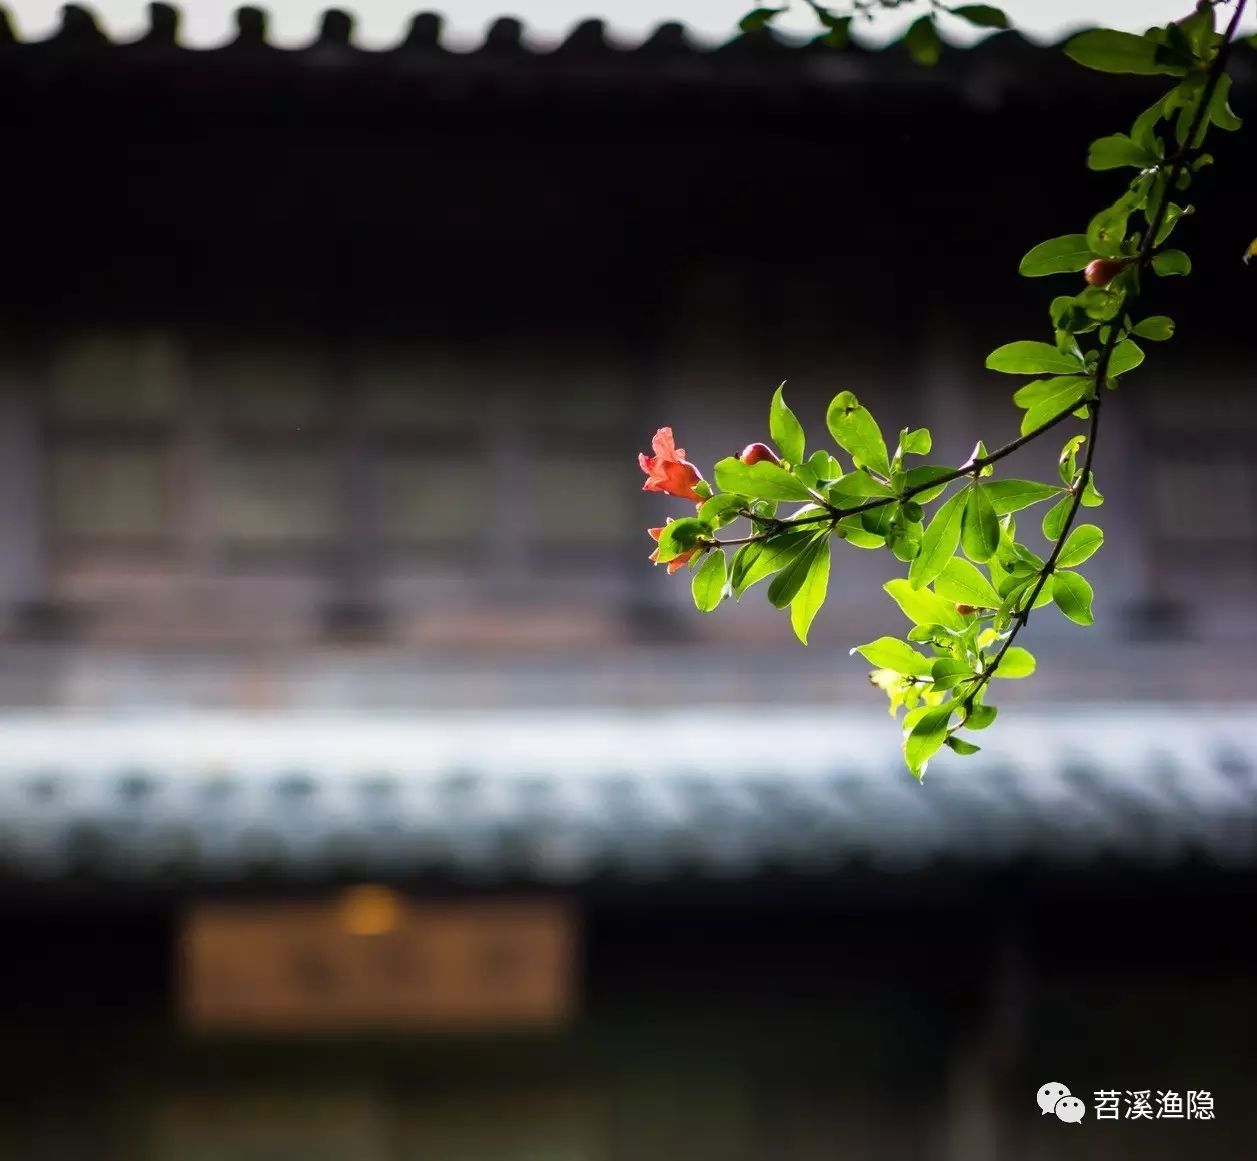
888,525,922,563
1018,234,1093,277
806,450,844,483
1041,496,1071,541
1154,203,1192,247
654,517,708,563
731,529,813,595
1052,570,1095,625
992,646,1036,678
884,578,967,631
770,384,806,465
1208,73,1243,132
1012,375,1086,409
1078,285,1124,322
1087,133,1157,171
1058,435,1085,485
904,705,953,779
1106,339,1144,379
713,456,815,502
983,479,1062,515
1132,315,1174,341
1151,249,1191,276
835,515,886,549
961,484,1000,563
986,341,1084,376
1057,523,1103,567
898,427,932,457
739,6,784,33
691,550,727,612
860,502,898,540
935,557,1001,609
950,4,1008,30
1132,91,1171,151
828,471,895,503
944,736,982,756
965,704,998,730
931,658,974,690
1064,29,1186,76
851,636,934,677
1081,474,1104,507
789,538,831,645
1021,378,1091,437
903,15,943,66
901,465,954,505
697,493,747,527
825,391,890,478
908,489,965,589
767,534,826,609
1086,201,1132,259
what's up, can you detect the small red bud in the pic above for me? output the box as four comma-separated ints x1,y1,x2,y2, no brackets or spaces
955,604,977,616
1084,257,1131,288
739,442,780,466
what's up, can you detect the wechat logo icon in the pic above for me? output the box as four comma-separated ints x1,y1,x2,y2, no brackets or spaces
1037,1082,1086,1123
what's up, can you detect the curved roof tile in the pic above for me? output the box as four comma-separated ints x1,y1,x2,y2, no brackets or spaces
0,708,1253,881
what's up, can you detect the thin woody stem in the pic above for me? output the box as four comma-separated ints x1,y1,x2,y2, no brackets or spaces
961,0,1248,714
704,395,1082,549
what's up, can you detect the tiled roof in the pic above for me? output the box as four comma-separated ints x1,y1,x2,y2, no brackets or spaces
0,708,1254,882
1,5,1249,95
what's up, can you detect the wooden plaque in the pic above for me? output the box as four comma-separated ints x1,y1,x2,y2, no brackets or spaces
179,894,577,1031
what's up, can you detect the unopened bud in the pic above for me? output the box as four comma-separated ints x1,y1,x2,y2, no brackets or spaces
1084,257,1132,288
739,442,781,466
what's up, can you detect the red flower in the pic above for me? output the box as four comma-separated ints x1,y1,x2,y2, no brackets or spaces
647,526,697,574
639,427,705,503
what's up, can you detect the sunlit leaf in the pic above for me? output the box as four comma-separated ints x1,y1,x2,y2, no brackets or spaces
993,646,1036,678
825,391,891,477
986,341,1085,375
908,489,965,589
1057,523,1104,567
1018,234,1093,277
1088,133,1158,170
1052,570,1095,625
714,457,815,502
884,578,967,631
904,705,953,779
935,557,1001,609
983,479,1063,515
788,537,831,644
961,484,1000,563
852,636,934,677
770,384,806,465
691,550,727,612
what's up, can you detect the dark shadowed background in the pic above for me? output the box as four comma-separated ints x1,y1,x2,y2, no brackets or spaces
0,7,1254,1159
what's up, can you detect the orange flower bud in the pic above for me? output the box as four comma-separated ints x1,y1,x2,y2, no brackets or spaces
739,442,780,466
1084,257,1131,288
647,525,697,575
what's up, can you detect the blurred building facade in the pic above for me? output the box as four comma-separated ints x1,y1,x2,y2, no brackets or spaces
0,7,1255,1160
